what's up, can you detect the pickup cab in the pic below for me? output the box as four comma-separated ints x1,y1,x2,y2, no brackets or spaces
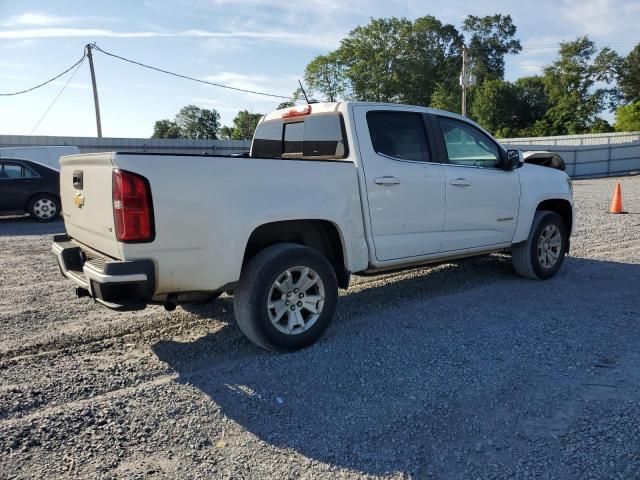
52,102,574,351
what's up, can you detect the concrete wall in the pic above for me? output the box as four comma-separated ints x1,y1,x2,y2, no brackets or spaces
0,135,251,155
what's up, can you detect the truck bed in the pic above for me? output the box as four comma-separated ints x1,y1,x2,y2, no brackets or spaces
59,152,368,295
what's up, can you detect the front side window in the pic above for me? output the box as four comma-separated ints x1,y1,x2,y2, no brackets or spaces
366,111,431,162
438,118,501,168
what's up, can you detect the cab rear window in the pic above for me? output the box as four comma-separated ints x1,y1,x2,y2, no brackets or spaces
251,113,348,160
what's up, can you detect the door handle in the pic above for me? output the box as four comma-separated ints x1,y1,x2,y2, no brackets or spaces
450,178,471,187
374,176,401,186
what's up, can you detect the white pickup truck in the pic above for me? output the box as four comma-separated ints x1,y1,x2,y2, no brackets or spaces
52,102,574,351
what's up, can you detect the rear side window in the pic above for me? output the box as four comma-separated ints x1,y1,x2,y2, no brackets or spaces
252,113,347,160
0,163,37,179
367,111,431,162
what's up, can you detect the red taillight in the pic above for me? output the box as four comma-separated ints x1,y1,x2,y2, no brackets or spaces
282,104,311,118
112,169,154,242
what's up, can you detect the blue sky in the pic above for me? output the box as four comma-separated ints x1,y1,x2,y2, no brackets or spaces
0,0,639,138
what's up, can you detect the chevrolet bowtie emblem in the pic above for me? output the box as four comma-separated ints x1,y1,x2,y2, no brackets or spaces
74,192,85,208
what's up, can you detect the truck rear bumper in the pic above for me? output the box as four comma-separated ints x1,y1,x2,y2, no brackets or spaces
52,234,155,310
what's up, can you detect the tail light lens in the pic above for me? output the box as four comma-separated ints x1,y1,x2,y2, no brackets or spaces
112,169,154,242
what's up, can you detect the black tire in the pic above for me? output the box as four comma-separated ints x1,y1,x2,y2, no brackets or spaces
512,210,567,280
27,194,61,223
233,243,338,352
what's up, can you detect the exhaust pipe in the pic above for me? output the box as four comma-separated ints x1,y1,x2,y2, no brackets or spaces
164,293,178,311
75,287,91,298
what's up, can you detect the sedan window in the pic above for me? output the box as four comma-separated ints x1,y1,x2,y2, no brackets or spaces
1,163,38,179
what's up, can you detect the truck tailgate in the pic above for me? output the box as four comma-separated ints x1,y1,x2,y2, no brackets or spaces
60,153,121,258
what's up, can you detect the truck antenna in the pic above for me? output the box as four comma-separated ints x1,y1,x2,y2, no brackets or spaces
298,80,310,104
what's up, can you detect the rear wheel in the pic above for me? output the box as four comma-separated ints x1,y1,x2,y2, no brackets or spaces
512,210,567,280
28,194,60,222
234,243,338,351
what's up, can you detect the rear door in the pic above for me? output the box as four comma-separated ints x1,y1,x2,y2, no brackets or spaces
0,161,41,211
353,106,445,261
431,115,520,252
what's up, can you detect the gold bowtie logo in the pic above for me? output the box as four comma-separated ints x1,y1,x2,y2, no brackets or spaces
74,193,85,208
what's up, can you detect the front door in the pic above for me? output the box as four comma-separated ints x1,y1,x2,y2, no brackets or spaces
434,116,520,252
353,106,445,261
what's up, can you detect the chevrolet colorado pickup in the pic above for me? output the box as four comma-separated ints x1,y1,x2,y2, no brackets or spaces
52,102,574,351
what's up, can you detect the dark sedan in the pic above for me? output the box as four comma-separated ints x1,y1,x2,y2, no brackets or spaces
0,158,60,222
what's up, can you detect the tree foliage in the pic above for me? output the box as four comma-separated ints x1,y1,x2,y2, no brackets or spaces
618,43,640,103
175,105,221,139
152,119,181,139
462,14,522,82
152,105,221,139
220,110,263,140
304,52,349,102
615,101,640,131
537,37,619,135
471,79,520,137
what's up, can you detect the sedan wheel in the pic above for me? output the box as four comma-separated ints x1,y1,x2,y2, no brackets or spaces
28,195,60,222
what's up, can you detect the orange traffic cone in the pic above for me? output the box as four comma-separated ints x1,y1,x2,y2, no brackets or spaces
609,183,627,214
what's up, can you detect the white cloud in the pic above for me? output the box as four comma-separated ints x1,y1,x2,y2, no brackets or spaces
560,0,640,37
0,27,342,48
0,12,119,28
1,13,78,27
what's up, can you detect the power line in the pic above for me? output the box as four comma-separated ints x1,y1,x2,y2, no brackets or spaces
0,54,86,96
29,56,86,135
91,43,294,100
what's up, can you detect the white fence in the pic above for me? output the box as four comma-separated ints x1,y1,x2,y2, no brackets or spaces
502,131,640,147
0,135,251,155
501,132,640,179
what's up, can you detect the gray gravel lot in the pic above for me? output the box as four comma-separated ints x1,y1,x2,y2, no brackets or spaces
1,176,640,479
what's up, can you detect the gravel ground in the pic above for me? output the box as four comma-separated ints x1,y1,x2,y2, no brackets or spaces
1,176,640,479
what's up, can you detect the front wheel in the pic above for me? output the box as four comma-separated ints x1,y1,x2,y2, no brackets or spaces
28,194,60,222
512,210,567,280
233,243,338,351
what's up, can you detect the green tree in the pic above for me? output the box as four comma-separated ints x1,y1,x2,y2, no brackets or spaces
462,14,522,82
304,52,350,101
513,76,549,129
471,79,520,137
152,105,221,139
223,110,264,140
335,16,463,106
618,43,640,103
175,105,221,139
430,83,461,113
615,101,640,131
336,17,412,102
152,119,181,139
540,37,619,134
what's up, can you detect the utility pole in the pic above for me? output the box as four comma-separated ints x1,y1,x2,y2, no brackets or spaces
459,46,476,117
85,43,103,137
461,46,467,117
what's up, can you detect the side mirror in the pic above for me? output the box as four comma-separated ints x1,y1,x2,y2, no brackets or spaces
506,149,524,170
